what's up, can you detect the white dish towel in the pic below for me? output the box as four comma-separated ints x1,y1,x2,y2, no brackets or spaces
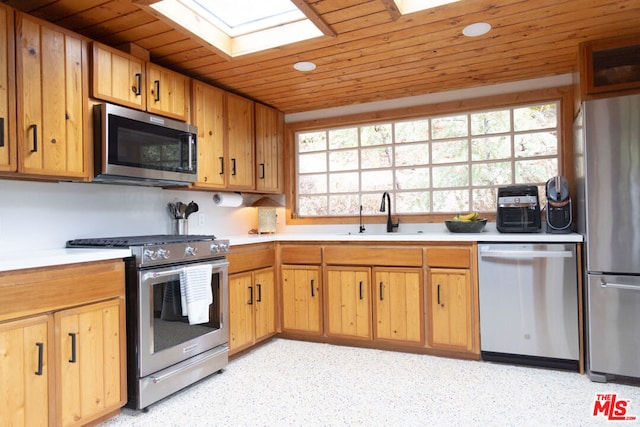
179,264,213,325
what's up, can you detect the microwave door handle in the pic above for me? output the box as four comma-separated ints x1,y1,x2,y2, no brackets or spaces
189,133,194,171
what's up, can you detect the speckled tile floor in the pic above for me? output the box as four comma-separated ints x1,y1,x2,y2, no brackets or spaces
100,338,640,427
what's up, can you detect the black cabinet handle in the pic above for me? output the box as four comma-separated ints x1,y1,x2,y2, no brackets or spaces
248,286,253,305
68,333,77,363
0,117,4,148
259,163,265,179
256,283,262,302
154,80,160,102
310,279,315,297
35,342,44,376
30,124,37,152
132,73,141,95
231,158,237,176
219,157,224,175
379,281,384,301
359,281,363,300
437,284,441,305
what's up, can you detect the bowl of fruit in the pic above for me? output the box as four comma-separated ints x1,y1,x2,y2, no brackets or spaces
444,212,487,233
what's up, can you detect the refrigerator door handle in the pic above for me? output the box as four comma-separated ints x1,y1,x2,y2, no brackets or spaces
599,279,640,291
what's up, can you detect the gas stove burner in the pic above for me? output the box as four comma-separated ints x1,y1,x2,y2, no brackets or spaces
67,234,218,248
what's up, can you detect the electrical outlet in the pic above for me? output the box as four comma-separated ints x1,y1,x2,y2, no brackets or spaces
198,213,205,226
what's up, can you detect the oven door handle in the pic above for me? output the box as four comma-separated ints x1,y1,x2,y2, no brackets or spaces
143,261,228,281
143,269,184,280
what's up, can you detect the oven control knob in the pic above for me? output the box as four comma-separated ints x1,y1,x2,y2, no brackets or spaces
144,249,158,260
156,248,170,259
219,243,229,253
210,244,220,253
185,245,198,256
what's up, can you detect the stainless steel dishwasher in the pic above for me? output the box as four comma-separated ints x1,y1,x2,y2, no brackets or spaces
478,243,579,370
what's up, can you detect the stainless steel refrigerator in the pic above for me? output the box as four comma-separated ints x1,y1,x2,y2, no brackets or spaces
575,93,640,382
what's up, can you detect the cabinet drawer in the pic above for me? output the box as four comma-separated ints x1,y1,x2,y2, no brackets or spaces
280,245,322,265
0,260,125,322
425,247,470,268
227,244,275,274
324,246,422,267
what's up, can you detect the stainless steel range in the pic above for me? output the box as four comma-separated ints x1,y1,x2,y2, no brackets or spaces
67,235,229,410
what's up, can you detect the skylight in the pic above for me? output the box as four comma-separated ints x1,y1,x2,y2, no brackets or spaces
145,0,327,59
393,0,461,15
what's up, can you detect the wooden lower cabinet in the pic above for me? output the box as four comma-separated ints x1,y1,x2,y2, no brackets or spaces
0,314,51,426
55,298,125,427
428,268,473,351
0,260,127,427
0,298,125,427
281,266,322,334
373,268,423,345
229,267,276,354
326,267,371,339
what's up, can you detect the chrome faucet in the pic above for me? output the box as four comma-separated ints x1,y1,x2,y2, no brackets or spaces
359,205,366,233
380,192,399,232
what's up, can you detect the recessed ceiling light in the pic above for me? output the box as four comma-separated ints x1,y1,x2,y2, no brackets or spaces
462,22,492,37
294,61,317,71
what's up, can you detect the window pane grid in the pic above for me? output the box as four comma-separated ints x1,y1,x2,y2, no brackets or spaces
296,101,560,217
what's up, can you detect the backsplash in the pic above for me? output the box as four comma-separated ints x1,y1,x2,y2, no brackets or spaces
0,179,259,251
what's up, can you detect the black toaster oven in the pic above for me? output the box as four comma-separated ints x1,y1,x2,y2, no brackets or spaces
496,185,541,233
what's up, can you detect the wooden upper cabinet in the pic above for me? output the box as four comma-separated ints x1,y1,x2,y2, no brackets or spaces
255,103,284,193
191,80,226,188
580,35,640,99
0,4,16,174
146,62,189,121
226,92,255,190
91,42,145,110
16,13,88,179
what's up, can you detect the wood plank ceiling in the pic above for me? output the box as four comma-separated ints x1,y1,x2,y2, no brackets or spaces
5,0,640,114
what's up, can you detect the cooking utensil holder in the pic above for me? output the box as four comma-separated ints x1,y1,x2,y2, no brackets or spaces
173,219,188,235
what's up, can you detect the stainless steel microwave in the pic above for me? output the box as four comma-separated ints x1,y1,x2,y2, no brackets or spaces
93,103,197,186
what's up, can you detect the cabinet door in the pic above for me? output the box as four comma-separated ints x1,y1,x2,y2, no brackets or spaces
255,103,283,193
55,298,125,427
191,80,226,188
373,268,423,344
146,63,189,121
229,272,255,353
326,267,371,339
92,42,145,110
0,4,16,173
17,14,87,179
226,92,255,190
429,269,472,351
0,315,51,427
254,267,276,342
281,266,322,334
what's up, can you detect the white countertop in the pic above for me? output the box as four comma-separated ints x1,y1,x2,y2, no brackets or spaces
0,223,582,272
0,248,132,272
224,223,583,246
